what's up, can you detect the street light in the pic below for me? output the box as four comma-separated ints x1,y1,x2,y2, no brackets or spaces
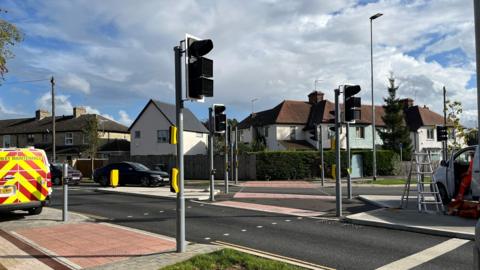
370,12,383,182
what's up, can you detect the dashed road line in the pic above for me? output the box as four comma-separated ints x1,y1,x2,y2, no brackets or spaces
375,238,470,270
256,226,263,228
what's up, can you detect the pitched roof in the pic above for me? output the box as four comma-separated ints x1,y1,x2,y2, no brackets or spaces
129,99,209,133
405,105,450,131
0,114,128,135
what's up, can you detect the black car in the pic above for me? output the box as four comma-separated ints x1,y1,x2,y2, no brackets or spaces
93,162,169,187
50,163,83,186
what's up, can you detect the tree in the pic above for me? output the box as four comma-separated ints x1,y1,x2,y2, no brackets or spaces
465,128,478,146
0,10,23,80
83,115,100,178
445,100,465,151
378,75,412,160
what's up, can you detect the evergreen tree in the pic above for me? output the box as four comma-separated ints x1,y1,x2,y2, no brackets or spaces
378,75,412,160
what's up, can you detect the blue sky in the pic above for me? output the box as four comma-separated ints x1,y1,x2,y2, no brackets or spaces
0,0,477,127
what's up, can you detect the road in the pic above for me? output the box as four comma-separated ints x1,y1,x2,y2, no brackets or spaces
50,185,473,270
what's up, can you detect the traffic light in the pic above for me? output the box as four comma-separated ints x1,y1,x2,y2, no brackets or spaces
213,104,226,133
343,85,361,122
437,126,448,141
309,128,318,141
186,35,214,100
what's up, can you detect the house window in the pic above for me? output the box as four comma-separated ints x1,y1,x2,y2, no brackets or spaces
3,135,11,148
42,133,48,142
27,134,35,144
134,130,141,139
427,128,434,140
264,126,269,137
157,130,169,143
355,127,365,139
65,132,73,145
289,126,296,140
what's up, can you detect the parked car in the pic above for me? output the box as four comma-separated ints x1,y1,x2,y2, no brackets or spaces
434,145,480,204
93,162,169,187
50,163,82,186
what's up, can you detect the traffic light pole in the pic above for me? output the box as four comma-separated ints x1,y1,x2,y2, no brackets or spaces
209,107,215,201
319,125,324,186
224,122,229,194
335,88,342,217
234,126,238,184
443,86,447,161
346,122,352,200
229,126,234,183
174,45,186,253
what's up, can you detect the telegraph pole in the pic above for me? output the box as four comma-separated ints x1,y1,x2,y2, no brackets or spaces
334,88,342,217
51,76,56,163
173,45,185,253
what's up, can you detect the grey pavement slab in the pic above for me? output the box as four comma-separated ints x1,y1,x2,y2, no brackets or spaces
96,186,220,200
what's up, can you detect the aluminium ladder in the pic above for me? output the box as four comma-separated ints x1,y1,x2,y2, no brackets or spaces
400,151,444,213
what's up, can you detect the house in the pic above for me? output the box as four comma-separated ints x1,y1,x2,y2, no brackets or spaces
237,91,385,151
129,99,209,156
238,91,455,156
0,107,130,162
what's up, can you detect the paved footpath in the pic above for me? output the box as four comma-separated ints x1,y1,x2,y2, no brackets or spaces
0,207,221,269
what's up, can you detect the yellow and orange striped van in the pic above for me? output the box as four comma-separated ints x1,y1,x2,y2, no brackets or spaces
0,148,52,215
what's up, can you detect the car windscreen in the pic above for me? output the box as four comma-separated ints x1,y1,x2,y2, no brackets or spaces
129,163,150,171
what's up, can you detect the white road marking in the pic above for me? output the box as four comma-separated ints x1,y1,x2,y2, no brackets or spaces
297,217,303,220
204,237,211,240
127,215,133,218
241,229,247,232
272,222,277,225
159,210,164,213
256,226,263,228
143,213,149,216
188,206,192,209
376,238,470,270
223,233,230,236
285,219,291,222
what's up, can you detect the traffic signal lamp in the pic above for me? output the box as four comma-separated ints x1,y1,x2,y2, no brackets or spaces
309,128,318,141
213,104,226,133
437,126,448,141
186,35,214,99
344,85,361,122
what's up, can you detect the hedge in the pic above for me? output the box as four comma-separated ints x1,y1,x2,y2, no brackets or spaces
254,150,400,180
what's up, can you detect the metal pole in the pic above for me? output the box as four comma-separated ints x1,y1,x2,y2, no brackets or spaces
320,125,324,186
224,122,229,194
370,18,377,182
62,163,68,222
475,0,480,144
174,45,185,253
346,122,352,199
209,107,215,201
443,86,447,160
234,126,238,184
51,77,56,163
335,88,342,217
229,125,234,182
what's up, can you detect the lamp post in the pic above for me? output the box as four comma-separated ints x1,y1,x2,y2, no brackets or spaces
370,12,383,181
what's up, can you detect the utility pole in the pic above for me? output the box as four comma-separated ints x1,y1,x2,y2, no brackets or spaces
335,88,342,217
319,124,324,186
234,126,238,184
346,122,352,199
443,86,448,161
209,107,215,201
174,45,185,253
224,122,229,194
51,76,56,163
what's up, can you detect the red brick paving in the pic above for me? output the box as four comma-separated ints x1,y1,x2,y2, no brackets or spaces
234,192,335,200
238,181,320,188
14,223,176,269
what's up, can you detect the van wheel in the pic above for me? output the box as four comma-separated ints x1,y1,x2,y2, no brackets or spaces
53,177,61,186
28,206,43,215
100,176,109,187
437,184,450,205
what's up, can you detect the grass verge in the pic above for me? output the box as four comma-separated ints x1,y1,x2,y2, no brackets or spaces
161,248,306,270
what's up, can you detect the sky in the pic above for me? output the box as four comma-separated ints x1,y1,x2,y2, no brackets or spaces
0,0,477,127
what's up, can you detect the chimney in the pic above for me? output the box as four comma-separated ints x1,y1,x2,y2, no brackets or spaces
308,91,324,104
73,107,87,118
399,98,414,109
35,109,50,120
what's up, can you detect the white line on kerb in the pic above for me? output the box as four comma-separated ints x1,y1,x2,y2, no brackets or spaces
376,238,470,270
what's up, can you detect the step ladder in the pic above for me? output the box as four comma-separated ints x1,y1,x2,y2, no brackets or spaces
400,151,444,213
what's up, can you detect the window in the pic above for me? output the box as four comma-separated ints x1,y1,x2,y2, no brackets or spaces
157,130,169,143
134,130,141,139
289,126,296,140
427,128,434,140
3,135,11,148
355,127,365,139
65,132,73,145
27,134,35,144
264,126,269,137
42,133,48,142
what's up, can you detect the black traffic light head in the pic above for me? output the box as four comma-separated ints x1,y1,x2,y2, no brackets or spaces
436,126,448,142
344,85,361,98
343,84,362,122
186,35,214,100
213,104,226,133
309,129,318,141
188,39,213,57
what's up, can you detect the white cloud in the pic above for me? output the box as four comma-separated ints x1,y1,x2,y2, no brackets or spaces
62,73,91,94
36,92,73,116
118,110,132,126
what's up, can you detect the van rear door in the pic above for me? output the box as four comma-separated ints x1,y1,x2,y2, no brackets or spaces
0,150,19,205
16,150,49,203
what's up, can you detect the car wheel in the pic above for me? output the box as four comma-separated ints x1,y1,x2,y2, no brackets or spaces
437,184,450,205
100,176,109,187
53,177,61,186
28,206,43,215
140,176,150,187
